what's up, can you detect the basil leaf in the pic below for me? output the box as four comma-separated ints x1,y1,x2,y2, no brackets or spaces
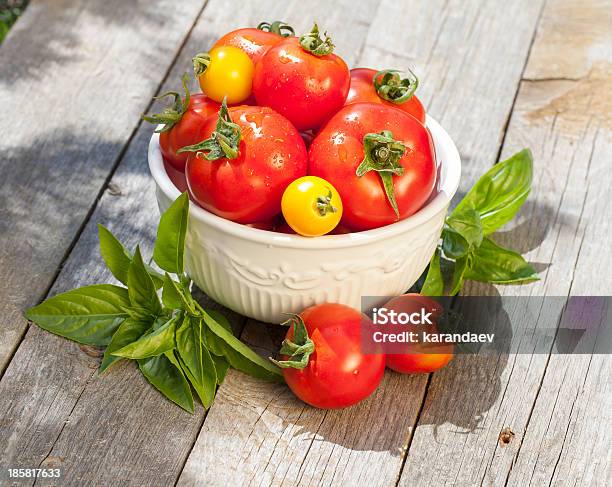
444,207,483,258
202,310,283,382
138,353,194,413
176,315,217,408
153,192,189,274
421,249,444,296
453,149,533,235
464,237,539,284
100,317,151,373
162,274,195,313
442,228,469,259
211,354,229,384
25,284,130,346
449,256,469,295
98,224,132,285
113,315,177,359
127,246,162,318
97,224,164,289
162,274,183,309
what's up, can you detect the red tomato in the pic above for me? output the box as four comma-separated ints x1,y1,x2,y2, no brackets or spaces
383,294,453,373
245,220,276,231
213,21,294,64
143,74,220,172
309,102,436,231
275,304,385,409
252,24,350,131
346,68,426,124
183,103,308,223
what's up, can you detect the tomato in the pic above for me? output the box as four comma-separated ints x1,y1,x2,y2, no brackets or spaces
245,220,276,231
252,24,350,131
281,176,342,237
383,294,453,373
142,74,220,171
163,160,188,192
309,102,436,231
346,68,426,123
194,46,254,104
182,103,308,223
273,304,385,409
212,21,294,64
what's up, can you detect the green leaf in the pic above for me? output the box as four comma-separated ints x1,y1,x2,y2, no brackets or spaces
162,274,183,309
452,149,533,235
138,354,194,413
98,224,132,285
449,256,469,295
464,237,540,284
25,284,130,346
176,316,217,408
202,310,284,382
421,249,444,296
442,229,469,260
99,317,151,373
97,224,164,289
127,247,162,318
162,274,194,312
443,207,483,259
113,315,177,359
211,355,229,384
153,192,189,274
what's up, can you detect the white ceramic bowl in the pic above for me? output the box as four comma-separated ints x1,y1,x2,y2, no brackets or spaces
148,116,461,323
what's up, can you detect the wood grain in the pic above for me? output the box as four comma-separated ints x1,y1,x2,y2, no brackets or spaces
0,0,219,484
0,0,209,375
177,0,546,485
398,0,612,485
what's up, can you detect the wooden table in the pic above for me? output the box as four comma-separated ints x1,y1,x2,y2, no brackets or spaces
1,0,610,485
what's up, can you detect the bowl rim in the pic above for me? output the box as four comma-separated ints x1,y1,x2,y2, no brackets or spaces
148,114,461,249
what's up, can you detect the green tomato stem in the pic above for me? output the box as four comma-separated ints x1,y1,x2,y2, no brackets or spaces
373,69,419,104
355,130,406,218
141,73,191,133
177,99,241,160
192,52,211,78
257,20,295,37
299,23,334,56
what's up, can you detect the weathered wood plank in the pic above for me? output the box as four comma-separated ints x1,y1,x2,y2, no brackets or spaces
0,0,378,485
0,0,209,375
0,1,228,485
177,0,544,485
505,1,612,484
398,0,612,485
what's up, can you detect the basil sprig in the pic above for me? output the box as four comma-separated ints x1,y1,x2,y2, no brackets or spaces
421,149,539,295
25,192,283,413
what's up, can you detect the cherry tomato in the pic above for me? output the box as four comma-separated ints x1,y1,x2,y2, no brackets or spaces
274,304,385,409
142,74,220,171
194,46,254,104
346,68,426,123
383,294,453,373
212,21,294,64
281,176,342,237
252,24,350,131
309,102,436,231
245,220,276,231
182,103,308,223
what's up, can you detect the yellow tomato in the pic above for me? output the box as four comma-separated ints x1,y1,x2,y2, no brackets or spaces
194,46,254,104
282,176,343,237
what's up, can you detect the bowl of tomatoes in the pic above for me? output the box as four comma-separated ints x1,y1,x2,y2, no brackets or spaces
146,21,461,323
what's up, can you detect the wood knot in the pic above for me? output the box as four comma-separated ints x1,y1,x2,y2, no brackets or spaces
107,182,123,196
79,344,104,358
498,427,515,445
